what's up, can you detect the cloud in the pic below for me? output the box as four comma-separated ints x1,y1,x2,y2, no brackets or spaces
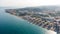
0,0,60,7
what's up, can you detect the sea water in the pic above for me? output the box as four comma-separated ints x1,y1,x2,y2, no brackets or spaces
0,8,56,34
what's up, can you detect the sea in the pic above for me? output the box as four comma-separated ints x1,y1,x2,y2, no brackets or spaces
0,7,56,34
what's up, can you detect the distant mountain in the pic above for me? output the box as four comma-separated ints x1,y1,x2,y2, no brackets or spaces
16,6,60,12
17,7,42,12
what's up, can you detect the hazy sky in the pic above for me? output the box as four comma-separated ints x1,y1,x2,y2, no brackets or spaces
0,0,60,7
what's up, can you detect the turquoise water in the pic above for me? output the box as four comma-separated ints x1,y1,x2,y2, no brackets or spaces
0,8,47,34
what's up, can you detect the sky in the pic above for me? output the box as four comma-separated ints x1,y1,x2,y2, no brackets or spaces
0,0,60,7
